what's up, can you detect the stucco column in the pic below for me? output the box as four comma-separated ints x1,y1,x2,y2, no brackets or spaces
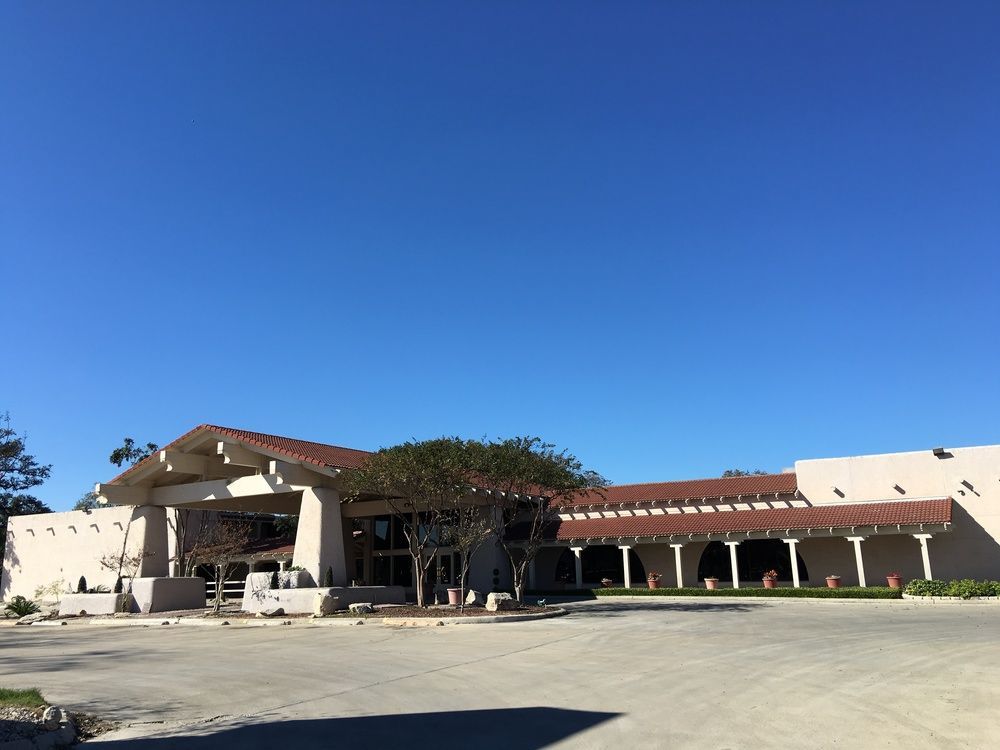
782,539,801,588
292,487,347,586
913,534,934,580
671,544,685,588
847,536,867,587
725,541,741,589
571,546,584,589
619,545,632,588
133,506,169,578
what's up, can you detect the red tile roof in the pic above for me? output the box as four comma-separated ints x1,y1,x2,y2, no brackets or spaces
552,497,952,540
564,472,798,507
111,424,372,483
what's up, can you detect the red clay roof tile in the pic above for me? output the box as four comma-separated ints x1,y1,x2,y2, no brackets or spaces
553,497,952,540
565,472,798,507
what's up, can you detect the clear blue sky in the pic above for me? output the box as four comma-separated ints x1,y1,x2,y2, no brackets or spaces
2,2,998,510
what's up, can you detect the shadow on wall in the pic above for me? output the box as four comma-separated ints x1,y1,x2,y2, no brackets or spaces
96,707,621,749
937,502,1000,580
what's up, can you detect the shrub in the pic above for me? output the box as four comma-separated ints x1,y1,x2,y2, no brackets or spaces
4,596,41,618
77,576,88,594
904,578,1000,599
270,570,280,590
904,579,948,597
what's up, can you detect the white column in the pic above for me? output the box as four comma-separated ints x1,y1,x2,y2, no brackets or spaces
292,487,347,586
725,541,741,589
671,544,685,588
782,539,801,588
847,536,867,587
619,545,633,588
571,547,584,589
913,534,934,580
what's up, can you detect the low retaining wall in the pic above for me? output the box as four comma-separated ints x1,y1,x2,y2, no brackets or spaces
58,593,128,616
241,573,405,614
130,577,206,613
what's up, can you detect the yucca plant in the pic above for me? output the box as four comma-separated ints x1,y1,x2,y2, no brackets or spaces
4,596,41,618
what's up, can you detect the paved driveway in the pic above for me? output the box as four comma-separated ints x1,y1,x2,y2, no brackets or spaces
1,598,997,748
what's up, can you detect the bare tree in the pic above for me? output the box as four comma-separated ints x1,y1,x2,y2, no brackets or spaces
194,520,251,613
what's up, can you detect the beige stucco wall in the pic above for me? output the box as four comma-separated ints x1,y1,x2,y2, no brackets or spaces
1,505,168,601
796,444,1000,581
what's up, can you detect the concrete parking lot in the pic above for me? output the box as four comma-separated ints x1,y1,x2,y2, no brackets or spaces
2,598,998,748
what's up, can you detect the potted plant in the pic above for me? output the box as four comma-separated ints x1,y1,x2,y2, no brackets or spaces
600,577,613,588
761,569,779,589
647,572,662,590
886,572,903,589
825,574,841,589
704,577,719,590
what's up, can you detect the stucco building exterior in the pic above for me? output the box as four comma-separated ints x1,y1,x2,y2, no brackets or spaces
2,424,998,602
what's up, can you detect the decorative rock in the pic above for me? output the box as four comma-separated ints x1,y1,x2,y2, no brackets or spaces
465,589,484,606
42,705,63,731
314,593,339,616
348,602,374,615
15,612,50,625
485,592,520,612
256,607,285,618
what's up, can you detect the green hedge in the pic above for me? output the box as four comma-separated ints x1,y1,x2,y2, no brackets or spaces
527,586,902,599
904,578,1000,599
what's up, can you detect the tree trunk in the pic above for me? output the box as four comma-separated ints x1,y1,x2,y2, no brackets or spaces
414,561,425,607
213,565,224,613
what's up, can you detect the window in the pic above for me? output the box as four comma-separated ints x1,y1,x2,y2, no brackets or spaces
392,555,413,587
373,556,391,585
373,516,391,550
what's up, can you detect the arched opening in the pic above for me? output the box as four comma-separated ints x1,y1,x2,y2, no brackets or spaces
554,546,646,586
697,540,808,583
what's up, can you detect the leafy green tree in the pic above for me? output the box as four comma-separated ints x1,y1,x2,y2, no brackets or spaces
109,437,159,468
477,437,606,602
0,412,52,568
73,490,99,511
721,468,768,477
344,437,475,607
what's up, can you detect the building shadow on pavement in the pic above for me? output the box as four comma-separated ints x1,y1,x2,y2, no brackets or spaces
94,707,620,749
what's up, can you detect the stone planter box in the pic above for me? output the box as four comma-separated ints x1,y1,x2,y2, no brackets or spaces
241,573,406,614
130,577,206,613
58,593,128,616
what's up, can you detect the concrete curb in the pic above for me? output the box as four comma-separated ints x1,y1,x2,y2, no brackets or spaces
901,593,1000,603
381,608,568,626
568,595,911,605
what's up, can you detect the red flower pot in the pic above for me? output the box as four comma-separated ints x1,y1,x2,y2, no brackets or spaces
705,578,719,590
762,578,777,589
647,579,661,589
886,575,902,589
826,577,841,589
447,588,462,606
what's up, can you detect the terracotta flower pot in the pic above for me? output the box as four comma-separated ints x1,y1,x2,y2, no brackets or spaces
705,578,719,590
886,575,902,589
446,587,462,606
647,579,661,590
762,578,777,589
826,577,841,589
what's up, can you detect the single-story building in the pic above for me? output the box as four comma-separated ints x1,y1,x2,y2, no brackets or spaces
3,424,998,603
